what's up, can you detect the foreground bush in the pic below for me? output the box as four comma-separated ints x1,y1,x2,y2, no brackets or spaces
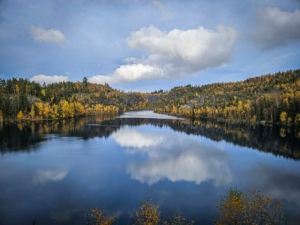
88,187,284,225
215,187,284,225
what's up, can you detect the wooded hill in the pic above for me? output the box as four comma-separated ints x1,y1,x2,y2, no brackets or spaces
0,69,299,125
0,77,162,122
154,69,300,126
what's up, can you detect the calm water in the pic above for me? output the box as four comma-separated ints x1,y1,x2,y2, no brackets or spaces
0,111,300,225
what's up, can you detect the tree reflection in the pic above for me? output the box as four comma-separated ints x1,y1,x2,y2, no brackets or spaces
1,116,299,160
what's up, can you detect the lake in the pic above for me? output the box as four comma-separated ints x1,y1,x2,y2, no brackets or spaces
0,110,300,225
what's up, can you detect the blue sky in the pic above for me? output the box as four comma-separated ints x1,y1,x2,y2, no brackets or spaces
0,0,300,92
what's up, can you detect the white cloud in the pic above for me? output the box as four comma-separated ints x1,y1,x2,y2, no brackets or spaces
33,169,68,184
112,129,232,185
126,25,238,71
89,63,163,84
253,7,300,49
30,26,66,45
89,25,238,84
30,74,69,84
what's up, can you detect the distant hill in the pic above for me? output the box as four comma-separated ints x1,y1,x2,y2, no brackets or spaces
0,69,299,125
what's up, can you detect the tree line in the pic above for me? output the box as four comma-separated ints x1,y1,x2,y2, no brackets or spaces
1,69,299,125
0,77,156,122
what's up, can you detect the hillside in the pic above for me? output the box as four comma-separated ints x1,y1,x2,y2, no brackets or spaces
0,69,299,125
0,78,164,122
154,69,300,126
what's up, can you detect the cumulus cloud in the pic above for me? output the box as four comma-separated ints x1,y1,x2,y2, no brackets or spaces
30,74,68,84
89,25,238,84
30,26,66,45
112,129,232,185
89,63,163,84
33,169,68,184
253,7,300,49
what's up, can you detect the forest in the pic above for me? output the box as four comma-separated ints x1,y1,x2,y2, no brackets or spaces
154,69,300,126
0,69,299,126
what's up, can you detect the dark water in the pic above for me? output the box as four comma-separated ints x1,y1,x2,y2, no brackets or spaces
0,111,300,225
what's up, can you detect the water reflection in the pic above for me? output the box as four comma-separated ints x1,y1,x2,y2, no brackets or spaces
117,110,182,119
118,129,232,185
113,129,163,149
33,169,69,184
247,164,300,205
1,115,299,160
0,111,300,225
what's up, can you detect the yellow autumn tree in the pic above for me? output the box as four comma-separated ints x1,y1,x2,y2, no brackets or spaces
215,187,284,225
35,102,44,118
133,200,161,225
89,208,114,225
295,114,300,126
50,104,59,119
215,187,246,225
43,102,51,119
15,84,20,94
30,104,35,119
41,89,46,97
280,111,287,123
74,102,85,116
164,212,195,225
17,111,24,121
60,100,70,118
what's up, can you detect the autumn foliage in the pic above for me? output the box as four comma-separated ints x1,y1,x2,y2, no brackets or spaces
88,208,114,225
215,187,284,225
88,187,284,225
1,69,299,125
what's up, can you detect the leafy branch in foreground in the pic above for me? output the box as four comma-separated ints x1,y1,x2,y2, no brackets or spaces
88,208,114,225
133,200,161,225
163,212,195,225
132,200,195,225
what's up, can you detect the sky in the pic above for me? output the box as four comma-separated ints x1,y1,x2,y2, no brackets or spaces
0,0,300,92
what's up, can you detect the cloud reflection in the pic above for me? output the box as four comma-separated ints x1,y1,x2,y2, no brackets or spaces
33,169,68,184
113,129,163,149
113,128,232,185
247,164,300,205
